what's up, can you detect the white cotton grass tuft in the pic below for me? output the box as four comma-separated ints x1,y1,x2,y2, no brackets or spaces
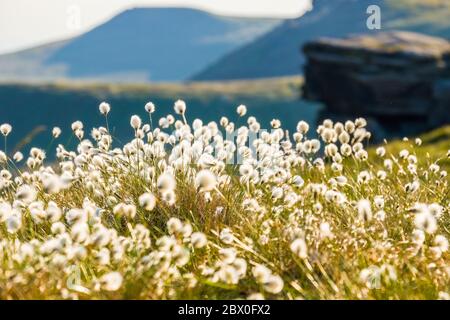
376,147,386,157
236,104,247,117
290,238,308,259
130,115,142,130
428,203,443,219
138,193,156,211
15,184,37,204
159,117,169,128
194,169,217,192
52,127,61,138
190,232,207,248
174,100,186,115
297,120,309,134
0,151,7,164
157,173,176,193
414,209,437,234
270,119,281,129
41,174,63,194
219,248,237,264
13,151,23,162
252,264,271,284
247,293,265,300
161,189,176,206
71,121,83,132
219,228,234,244
374,196,384,209
433,234,448,253
99,102,110,115
145,102,155,113
167,217,183,235
263,275,284,294
113,203,136,219
6,213,22,233
99,272,123,291
0,123,12,137
357,199,372,222
319,222,333,239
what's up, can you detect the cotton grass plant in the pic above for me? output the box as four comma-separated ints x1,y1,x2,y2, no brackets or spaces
0,100,448,300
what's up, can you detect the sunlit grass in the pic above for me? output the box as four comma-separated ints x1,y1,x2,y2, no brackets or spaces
0,102,448,300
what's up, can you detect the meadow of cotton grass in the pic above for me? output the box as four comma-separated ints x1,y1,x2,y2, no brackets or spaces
0,100,448,300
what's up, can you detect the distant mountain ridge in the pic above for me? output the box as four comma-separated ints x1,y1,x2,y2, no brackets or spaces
192,0,450,81
0,40,70,82
0,7,280,82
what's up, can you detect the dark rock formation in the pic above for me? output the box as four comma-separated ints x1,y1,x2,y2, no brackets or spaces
302,31,450,140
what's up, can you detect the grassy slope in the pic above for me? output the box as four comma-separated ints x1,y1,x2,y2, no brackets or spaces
370,126,450,169
386,0,450,30
47,76,303,99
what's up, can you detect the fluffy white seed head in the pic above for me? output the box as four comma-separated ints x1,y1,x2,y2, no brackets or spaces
297,121,309,134
414,210,437,234
376,147,386,157
219,247,237,264
157,173,176,193
52,127,61,138
0,123,12,137
195,169,217,192
290,238,308,259
145,102,155,113
13,152,23,162
357,199,372,222
15,184,37,204
174,100,186,115
167,217,183,235
191,232,207,248
236,104,247,117
6,214,22,233
138,193,156,211
71,121,83,132
99,102,110,115
100,272,123,291
130,115,142,130
263,275,284,294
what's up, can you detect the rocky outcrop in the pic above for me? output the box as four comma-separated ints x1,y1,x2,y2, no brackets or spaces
302,31,450,140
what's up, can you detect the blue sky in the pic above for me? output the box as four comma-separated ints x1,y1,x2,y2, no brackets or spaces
0,0,312,54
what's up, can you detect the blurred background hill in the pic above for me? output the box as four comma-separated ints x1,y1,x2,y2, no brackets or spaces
0,8,279,82
1,1,450,82
193,0,450,80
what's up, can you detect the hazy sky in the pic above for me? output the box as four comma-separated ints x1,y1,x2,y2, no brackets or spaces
0,0,312,55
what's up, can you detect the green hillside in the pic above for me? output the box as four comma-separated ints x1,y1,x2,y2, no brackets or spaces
386,0,450,33
373,125,450,169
